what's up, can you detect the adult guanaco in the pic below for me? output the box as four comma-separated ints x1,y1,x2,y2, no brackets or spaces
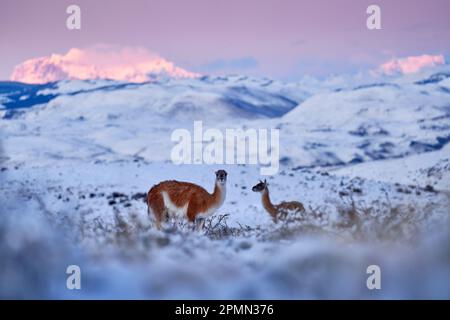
147,170,227,229
252,179,305,222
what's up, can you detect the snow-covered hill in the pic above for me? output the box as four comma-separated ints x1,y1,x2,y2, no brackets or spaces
0,75,312,165
332,143,450,190
1,67,449,174
0,75,309,120
279,71,450,168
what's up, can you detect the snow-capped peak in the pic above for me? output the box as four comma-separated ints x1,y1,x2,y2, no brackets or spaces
10,45,200,84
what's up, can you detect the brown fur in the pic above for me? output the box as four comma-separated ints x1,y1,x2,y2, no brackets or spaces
254,180,305,222
147,171,227,229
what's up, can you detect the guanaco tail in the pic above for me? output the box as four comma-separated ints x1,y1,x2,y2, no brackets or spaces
252,179,305,222
147,170,227,229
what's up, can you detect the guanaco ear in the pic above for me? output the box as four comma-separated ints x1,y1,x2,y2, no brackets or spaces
264,179,267,184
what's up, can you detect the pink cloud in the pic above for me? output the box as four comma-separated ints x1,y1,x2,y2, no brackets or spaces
10,45,199,83
379,54,445,75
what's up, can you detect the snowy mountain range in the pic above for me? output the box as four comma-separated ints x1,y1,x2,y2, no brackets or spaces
1,66,449,173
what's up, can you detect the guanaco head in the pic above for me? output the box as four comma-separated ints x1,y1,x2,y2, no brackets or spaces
252,179,267,193
215,170,228,186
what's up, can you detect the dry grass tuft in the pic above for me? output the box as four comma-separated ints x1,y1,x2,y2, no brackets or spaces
203,214,253,240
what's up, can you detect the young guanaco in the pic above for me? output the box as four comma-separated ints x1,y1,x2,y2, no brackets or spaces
252,179,305,222
147,170,227,229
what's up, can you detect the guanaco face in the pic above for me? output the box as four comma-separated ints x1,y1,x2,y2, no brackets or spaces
251,180,267,193
215,169,227,186
147,170,227,229
252,179,305,222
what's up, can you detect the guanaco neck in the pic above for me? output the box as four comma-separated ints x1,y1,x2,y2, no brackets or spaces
261,189,277,219
210,181,226,208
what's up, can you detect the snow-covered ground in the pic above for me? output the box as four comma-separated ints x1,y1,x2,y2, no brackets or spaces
0,66,449,299
332,143,450,191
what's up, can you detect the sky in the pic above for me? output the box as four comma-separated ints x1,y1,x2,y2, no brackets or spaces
1,0,449,81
